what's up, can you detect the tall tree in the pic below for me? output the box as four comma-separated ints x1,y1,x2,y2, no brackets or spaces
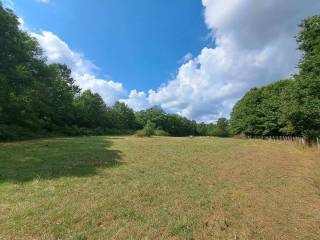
110,102,136,130
281,16,320,139
73,90,108,129
230,15,320,140
0,3,45,129
230,88,264,136
213,118,230,137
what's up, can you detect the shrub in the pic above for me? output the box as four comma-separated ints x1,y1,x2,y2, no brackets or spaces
210,128,230,137
0,124,40,141
135,121,157,137
63,126,134,137
154,129,170,136
135,130,146,137
143,120,156,137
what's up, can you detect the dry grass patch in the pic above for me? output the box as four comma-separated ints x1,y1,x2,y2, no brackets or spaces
0,136,320,239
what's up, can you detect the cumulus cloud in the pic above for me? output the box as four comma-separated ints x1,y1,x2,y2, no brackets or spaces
124,0,320,122
17,1,320,121
31,31,124,105
120,90,151,111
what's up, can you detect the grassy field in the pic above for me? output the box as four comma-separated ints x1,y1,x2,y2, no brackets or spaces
0,136,320,239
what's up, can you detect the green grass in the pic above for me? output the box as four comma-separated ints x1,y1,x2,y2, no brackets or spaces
1,136,320,239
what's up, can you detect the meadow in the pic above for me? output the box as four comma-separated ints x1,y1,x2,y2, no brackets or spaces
0,136,320,239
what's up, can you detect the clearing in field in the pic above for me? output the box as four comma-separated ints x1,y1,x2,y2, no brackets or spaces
0,136,320,239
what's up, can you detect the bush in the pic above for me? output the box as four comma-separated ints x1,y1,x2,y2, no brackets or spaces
154,129,170,136
135,130,146,137
0,125,136,142
210,128,230,137
0,124,41,141
63,126,135,137
135,121,157,137
103,128,135,136
143,120,156,137
232,133,247,139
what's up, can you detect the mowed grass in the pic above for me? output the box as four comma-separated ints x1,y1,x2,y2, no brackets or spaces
0,136,320,240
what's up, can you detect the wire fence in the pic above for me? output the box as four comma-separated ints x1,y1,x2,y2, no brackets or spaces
246,135,320,150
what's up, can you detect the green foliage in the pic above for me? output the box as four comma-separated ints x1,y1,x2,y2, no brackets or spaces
282,16,320,139
135,109,199,137
0,124,38,141
0,4,46,130
0,4,236,141
135,106,234,137
296,16,320,77
142,120,156,137
136,121,170,137
196,123,209,136
135,107,166,129
230,88,263,136
230,80,292,136
1,4,319,141
161,114,197,137
135,130,146,137
154,129,170,136
211,118,230,137
110,102,136,130
73,90,108,129
230,15,320,140
0,5,139,140
0,4,80,137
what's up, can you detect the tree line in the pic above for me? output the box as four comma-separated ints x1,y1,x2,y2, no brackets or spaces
3,3,317,141
135,107,229,137
229,15,320,141
0,4,229,141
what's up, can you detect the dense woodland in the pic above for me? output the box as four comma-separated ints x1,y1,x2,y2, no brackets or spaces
0,3,319,141
230,16,320,141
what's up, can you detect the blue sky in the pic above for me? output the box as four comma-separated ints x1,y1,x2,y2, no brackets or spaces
4,0,320,122
12,0,209,91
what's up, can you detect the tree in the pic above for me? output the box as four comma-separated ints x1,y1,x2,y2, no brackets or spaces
196,122,209,136
281,16,320,139
296,16,320,77
110,102,136,130
211,118,229,137
230,15,320,140
73,90,108,129
0,3,45,129
36,64,79,130
135,107,166,129
230,88,264,136
0,3,141,140
0,4,82,137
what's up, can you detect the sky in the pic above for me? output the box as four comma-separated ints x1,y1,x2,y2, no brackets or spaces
4,0,320,122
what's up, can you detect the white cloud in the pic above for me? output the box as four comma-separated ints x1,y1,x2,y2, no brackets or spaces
120,90,151,111
31,31,124,105
19,1,320,121
179,52,193,64
124,0,320,122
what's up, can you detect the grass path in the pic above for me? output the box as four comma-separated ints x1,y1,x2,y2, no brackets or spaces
1,136,320,239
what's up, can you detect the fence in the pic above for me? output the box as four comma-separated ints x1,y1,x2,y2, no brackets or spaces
246,135,320,150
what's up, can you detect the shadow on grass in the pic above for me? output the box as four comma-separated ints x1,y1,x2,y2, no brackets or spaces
0,136,122,183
